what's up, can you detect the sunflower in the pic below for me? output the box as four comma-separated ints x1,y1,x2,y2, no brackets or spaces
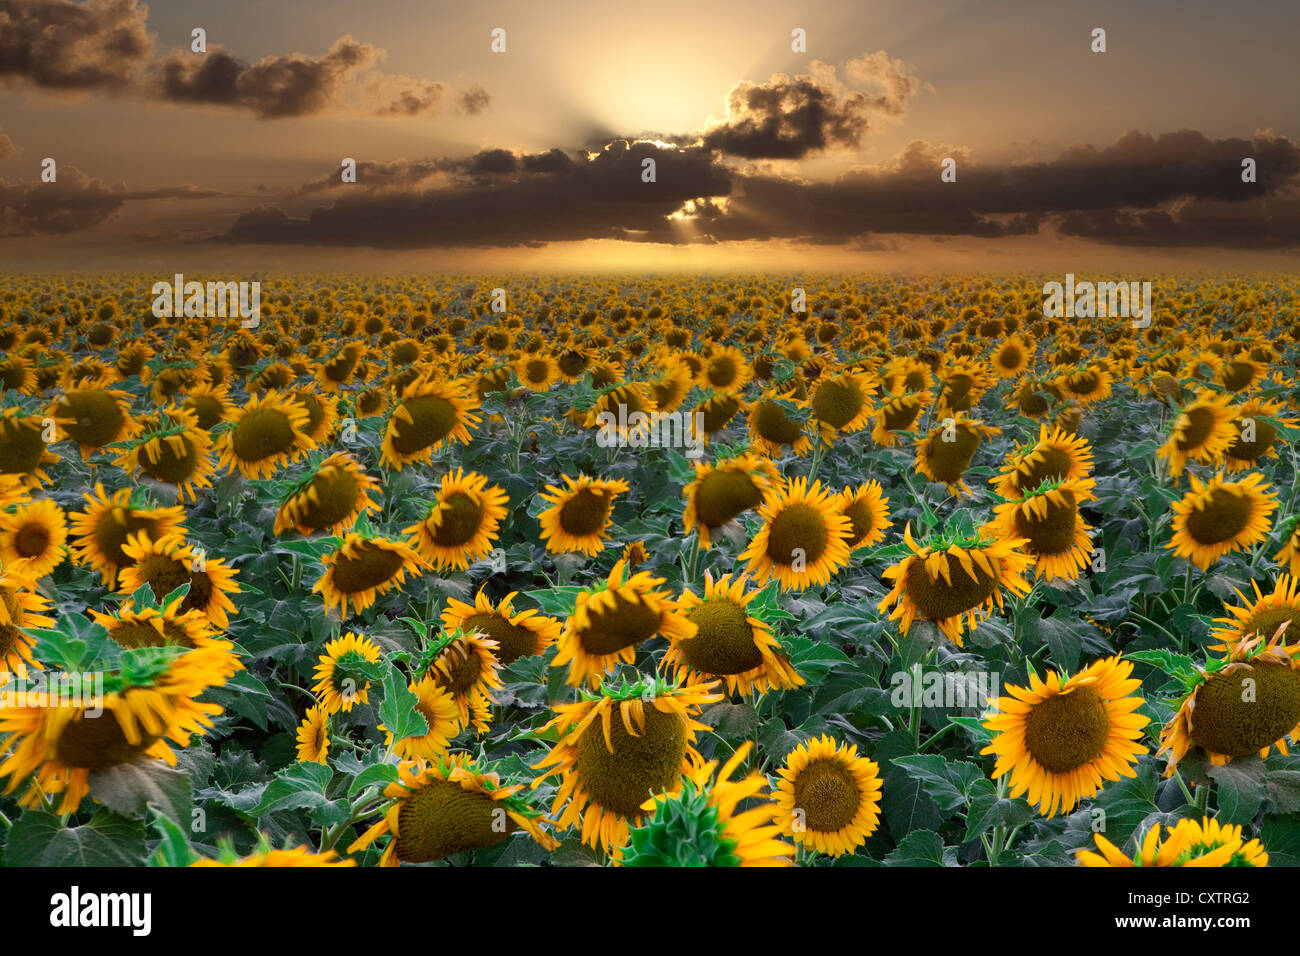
991,336,1034,378
1157,389,1238,477
627,740,794,867
514,354,559,391
440,588,560,666
1223,397,1297,471
192,844,355,867
531,676,722,855
1006,377,1065,420
1275,523,1300,579
295,705,331,764
49,383,139,456
0,568,54,680
682,453,780,548
809,370,876,444
984,476,1097,581
380,376,480,470
871,391,931,447
1057,364,1112,405
836,481,892,551
648,361,694,413
314,533,425,618
667,573,803,697
378,675,461,760
403,468,509,571
114,411,215,503
1167,471,1276,570
89,595,214,650
0,408,61,488
773,734,882,857
177,382,234,431
552,559,697,689
0,635,242,813
992,424,1094,499
1078,816,1268,867
982,657,1148,818
215,390,317,480
1210,574,1300,652
424,630,503,734
0,498,67,578
935,357,995,415
67,484,188,587
621,540,650,569
747,390,812,457
350,755,558,865
1157,628,1300,775
311,632,383,714
354,386,389,419
292,388,339,444
701,345,751,391
877,525,1033,646
914,414,1000,495
117,531,242,629
537,473,629,556
740,477,853,591
273,451,381,537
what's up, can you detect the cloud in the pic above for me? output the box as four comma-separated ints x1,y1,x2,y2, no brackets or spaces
366,73,444,116
0,132,13,160
698,54,923,159
0,165,125,235
155,36,379,119
459,85,490,115
0,0,154,91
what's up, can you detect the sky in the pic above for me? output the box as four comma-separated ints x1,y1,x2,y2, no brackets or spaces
1,0,1299,271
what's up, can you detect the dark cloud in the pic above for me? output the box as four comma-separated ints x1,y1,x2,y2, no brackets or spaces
0,166,125,235
458,85,490,115
231,140,730,247
0,0,153,91
121,185,240,200
366,73,444,116
229,128,1300,251
699,55,922,159
155,36,378,118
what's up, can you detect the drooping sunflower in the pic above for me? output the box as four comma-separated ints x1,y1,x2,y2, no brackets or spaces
313,533,425,618
295,705,331,764
311,632,383,714
531,676,722,855
49,383,139,457
0,635,242,813
0,497,67,578
0,408,62,488
694,390,747,436
273,451,381,537
1157,628,1300,775
740,477,853,592
424,630,504,734
870,391,931,448
403,468,509,571
1223,397,1297,471
292,388,339,445
1078,816,1268,868
89,594,214,650
982,657,1149,818
114,411,215,502
984,476,1097,581
117,531,242,629
215,390,317,480
682,453,780,548
992,424,1094,499
0,568,54,679
351,755,558,866
836,481,892,551
1167,471,1276,571
913,414,1000,495
626,740,794,867
935,357,995,415
807,370,876,446
380,376,481,470
773,734,883,858
747,390,812,457
1157,389,1238,477
377,675,461,761
67,484,188,587
552,559,697,688
537,473,629,556
440,588,560,666
666,573,803,697
877,524,1033,646
177,382,234,431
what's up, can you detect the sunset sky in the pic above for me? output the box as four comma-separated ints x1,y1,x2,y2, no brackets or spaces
2,0,1298,271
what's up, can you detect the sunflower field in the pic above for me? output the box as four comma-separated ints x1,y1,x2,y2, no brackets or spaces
1,272,1298,869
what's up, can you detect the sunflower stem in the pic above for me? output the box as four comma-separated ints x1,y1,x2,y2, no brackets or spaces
291,554,303,591
1173,769,1196,805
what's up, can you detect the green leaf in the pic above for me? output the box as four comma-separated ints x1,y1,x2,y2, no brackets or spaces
148,807,200,867
251,762,348,827
964,794,1033,843
893,754,992,812
1206,759,1265,824
376,661,429,742
5,809,146,867
884,829,951,866
348,762,400,798
89,757,193,824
